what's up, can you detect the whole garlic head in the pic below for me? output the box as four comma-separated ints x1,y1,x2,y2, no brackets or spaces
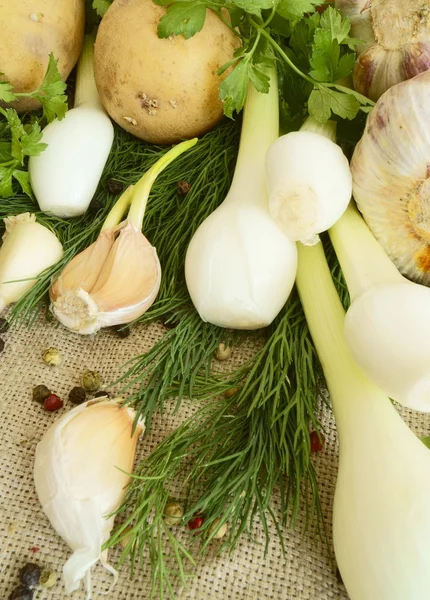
351,70,430,286
336,0,430,100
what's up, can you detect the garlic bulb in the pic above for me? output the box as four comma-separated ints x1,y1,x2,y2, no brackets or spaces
336,0,430,100
350,70,430,286
266,118,352,245
34,398,144,598
0,213,63,313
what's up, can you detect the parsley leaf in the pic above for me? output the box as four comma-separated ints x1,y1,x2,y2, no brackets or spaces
308,86,360,122
158,3,207,39
92,0,111,17
29,54,68,122
12,170,33,197
278,0,325,20
219,59,250,118
232,0,277,15
0,166,14,198
319,6,351,44
0,77,16,103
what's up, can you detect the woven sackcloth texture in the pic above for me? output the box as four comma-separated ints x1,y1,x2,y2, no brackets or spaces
1,316,429,600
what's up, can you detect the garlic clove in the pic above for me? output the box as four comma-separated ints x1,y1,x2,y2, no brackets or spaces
90,221,161,313
34,398,144,596
0,213,63,312
50,228,116,301
50,220,161,334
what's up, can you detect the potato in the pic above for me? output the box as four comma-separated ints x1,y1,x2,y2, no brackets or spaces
94,0,240,144
0,0,85,112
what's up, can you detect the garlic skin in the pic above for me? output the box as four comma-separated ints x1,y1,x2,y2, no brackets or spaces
34,398,144,597
266,128,352,245
350,70,430,286
336,0,430,100
0,213,63,313
50,220,161,334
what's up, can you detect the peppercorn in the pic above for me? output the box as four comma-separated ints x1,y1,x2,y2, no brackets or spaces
32,385,51,404
177,180,191,195
214,342,232,361
43,394,64,412
19,563,41,587
160,312,178,330
42,347,62,367
0,337,5,353
88,197,105,215
68,386,87,405
111,324,131,338
80,369,102,392
310,430,325,453
106,178,124,195
335,567,344,585
163,502,184,526
93,390,110,398
224,387,239,399
0,317,9,333
207,518,228,539
39,568,57,589
187,514,204,533
8,586,33,600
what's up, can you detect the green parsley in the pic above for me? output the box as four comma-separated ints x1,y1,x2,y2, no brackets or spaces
154,0,374,122
0,54,67,198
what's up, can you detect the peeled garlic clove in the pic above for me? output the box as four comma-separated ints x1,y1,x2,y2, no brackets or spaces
351,70,430,285
266,130,352,245
50,221,161,334
336,0,430,100
0,213,63,313
50,229,115,301
34,398,144,597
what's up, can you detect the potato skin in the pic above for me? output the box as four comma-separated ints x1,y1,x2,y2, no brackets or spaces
0,0,85,112
94,0,240,144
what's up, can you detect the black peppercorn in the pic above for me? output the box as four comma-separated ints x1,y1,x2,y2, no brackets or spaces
111,324,131,338
88,197,105,215
106,179,124,195
68,386,87,405
177,180,191,195
335,567,344,585
0,317,9,333
32,385,52,404
19,563,41,587
93,390,110,398
160,312,178,329
0,337,4,353
9,586,34,599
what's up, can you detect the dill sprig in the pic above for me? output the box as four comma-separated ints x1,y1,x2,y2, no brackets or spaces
107,289,325,599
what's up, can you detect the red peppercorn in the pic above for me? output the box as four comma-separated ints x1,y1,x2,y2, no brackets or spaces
43,394,63,412
187,515,204,533
310,430,325,453
30,547,40,554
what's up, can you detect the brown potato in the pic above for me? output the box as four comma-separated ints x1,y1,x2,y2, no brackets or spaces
94,0,240,144
0,0,85,112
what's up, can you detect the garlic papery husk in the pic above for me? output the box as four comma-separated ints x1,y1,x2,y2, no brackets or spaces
0,213,63,313
350,70,430,286
185,67,297,329
266,118,352,246
296,240,430,600
49,138,196,334
329,203,430,411
336,0,430,100
34,398,144,598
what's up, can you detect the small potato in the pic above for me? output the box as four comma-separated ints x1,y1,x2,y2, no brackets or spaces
0,0,85,112
94,0,240,144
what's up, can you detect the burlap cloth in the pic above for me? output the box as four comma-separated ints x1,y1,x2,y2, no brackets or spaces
1,316,429,599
